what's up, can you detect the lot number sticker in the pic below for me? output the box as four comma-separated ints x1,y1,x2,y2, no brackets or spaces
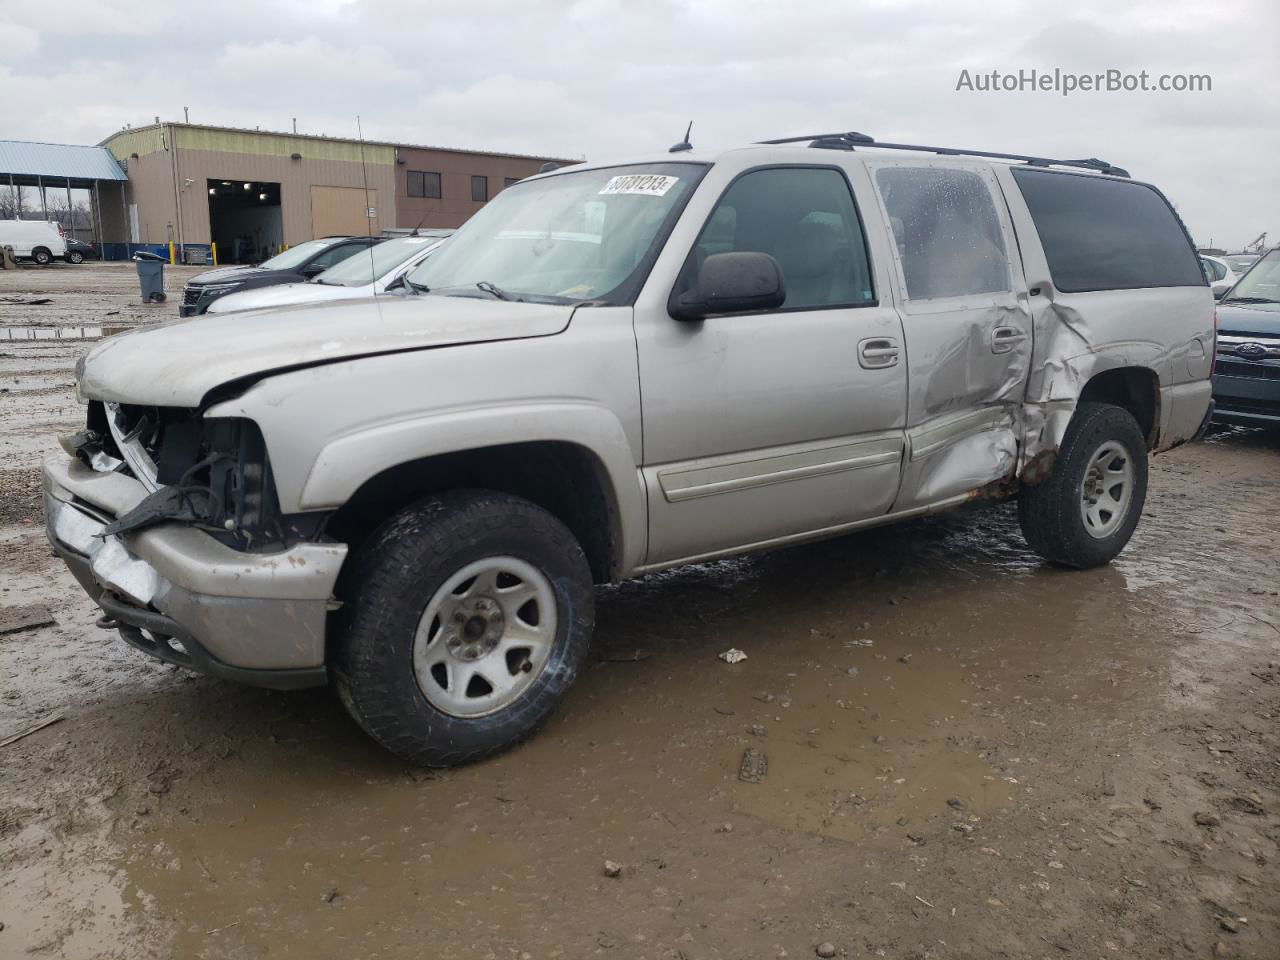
599,174,680,197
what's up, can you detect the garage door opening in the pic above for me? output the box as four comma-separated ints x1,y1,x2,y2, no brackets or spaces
208,179,282,263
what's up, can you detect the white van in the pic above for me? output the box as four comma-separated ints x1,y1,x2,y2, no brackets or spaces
0,219,68,264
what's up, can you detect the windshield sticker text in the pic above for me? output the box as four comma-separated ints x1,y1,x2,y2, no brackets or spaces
599,174,680,197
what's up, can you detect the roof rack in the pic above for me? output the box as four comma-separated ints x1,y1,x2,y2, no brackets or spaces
756,132,1129,178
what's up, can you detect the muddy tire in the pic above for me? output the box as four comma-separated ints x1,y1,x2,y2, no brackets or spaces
1018,401,1148,569
32,247,52,265
332,490,595,767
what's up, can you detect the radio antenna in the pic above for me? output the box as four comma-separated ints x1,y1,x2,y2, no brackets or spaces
355,115,379,290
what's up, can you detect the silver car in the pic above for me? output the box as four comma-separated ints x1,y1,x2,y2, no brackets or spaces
205,232,452,314
46,133,1214,765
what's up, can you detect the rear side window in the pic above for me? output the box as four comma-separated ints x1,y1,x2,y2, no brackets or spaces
686,166,875,310
875,166,1011,301
1012,169,1202,292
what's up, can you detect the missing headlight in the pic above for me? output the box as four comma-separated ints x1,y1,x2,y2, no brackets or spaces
98,417,323,550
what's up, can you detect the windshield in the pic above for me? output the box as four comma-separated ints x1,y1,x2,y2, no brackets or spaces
258,238,340,271
405,163,704,304
1225,255,1258,273
316,235,444,287
1223,250,1280,307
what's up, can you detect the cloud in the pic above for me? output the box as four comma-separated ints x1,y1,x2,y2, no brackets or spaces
1,0,1277,246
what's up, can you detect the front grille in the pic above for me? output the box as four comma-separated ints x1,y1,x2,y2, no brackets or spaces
182,286,201,306
1215,358,1280,381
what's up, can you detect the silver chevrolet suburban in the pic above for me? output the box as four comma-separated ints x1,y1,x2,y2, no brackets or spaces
45,132,1214,766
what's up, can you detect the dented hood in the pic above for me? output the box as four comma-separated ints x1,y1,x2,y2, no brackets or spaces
79,295,575,407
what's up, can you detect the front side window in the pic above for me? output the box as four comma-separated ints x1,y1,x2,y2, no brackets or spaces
681,166,875,310
309,241,369,271
876,166,1010,301
258,238,339,271
405,162,704,305
472,176,489,202
1012,168,1202,292
408,170,442,199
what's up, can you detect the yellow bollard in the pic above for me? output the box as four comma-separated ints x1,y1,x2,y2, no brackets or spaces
168,242,176,264
211,242,218,266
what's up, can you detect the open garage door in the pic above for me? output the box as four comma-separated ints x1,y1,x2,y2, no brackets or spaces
311,186,379,238
208,180,282,263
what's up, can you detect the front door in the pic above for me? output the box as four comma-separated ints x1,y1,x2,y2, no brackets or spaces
866,160,1034,508
635,164,909,565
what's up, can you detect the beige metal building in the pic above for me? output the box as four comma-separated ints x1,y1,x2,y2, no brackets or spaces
102,123,566,263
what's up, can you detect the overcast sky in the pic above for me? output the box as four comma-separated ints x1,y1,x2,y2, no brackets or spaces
2,0,1276,248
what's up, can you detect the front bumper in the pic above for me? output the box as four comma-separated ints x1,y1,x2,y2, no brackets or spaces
43,452,347,688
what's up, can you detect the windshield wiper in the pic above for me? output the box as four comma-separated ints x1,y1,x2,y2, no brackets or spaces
1222,296,1279,304
476,280,520,302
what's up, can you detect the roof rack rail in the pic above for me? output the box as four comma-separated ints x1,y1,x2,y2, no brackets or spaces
755,132,1129,178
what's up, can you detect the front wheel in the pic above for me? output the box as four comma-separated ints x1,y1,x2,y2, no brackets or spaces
1019,401,1148,568
332,490,595,767
66,250,84,264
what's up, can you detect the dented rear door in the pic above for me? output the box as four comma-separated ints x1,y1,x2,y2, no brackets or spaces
866,159,1033,508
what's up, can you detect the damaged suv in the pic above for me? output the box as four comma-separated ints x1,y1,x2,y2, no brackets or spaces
45,132,1214,766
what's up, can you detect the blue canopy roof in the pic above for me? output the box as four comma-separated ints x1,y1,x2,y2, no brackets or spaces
0,140,127,181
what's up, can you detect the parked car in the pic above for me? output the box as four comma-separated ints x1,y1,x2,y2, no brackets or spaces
1200,255,1238,299
205,231,452,315
1212,248,1280,428
1224,253,1261,276
47,135,1213,766
179,236,383,316
0,219,67,264
62,237,100,264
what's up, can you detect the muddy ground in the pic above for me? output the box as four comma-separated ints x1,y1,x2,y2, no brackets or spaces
0,265,1277,959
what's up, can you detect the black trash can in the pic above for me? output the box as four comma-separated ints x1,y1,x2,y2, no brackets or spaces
132,251,167,303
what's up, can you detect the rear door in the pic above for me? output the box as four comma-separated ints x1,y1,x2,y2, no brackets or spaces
866,160,1033,507
634,161,909,565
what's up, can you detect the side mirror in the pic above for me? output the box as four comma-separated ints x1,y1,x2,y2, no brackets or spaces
670,251,786,321
1213,287,1227,301
301,263,326,278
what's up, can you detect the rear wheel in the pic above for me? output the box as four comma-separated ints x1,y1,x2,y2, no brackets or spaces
32,247,52,265
332,490,595,766
1018,401,1148,568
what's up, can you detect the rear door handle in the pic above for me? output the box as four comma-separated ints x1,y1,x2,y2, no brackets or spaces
858,337,899,369
991,326,1028,354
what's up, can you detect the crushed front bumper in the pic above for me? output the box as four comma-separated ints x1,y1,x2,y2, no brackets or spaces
43,452,347,689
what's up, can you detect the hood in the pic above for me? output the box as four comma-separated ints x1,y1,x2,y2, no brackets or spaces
187,265,269,285
1216,301,1280,337
79,295,576,407
206,281,362,314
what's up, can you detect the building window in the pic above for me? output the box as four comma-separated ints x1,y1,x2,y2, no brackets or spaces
407,170,441,199
471,175,489,202
504,177,519,189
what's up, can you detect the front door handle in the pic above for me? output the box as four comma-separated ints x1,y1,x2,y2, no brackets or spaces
991,326,1028,354
858,337,899,369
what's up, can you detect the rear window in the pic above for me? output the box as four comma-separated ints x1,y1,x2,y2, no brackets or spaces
1012,168,1203,293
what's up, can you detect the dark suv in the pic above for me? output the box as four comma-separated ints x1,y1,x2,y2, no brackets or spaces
1213,248,1280,428
179,236,382,317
